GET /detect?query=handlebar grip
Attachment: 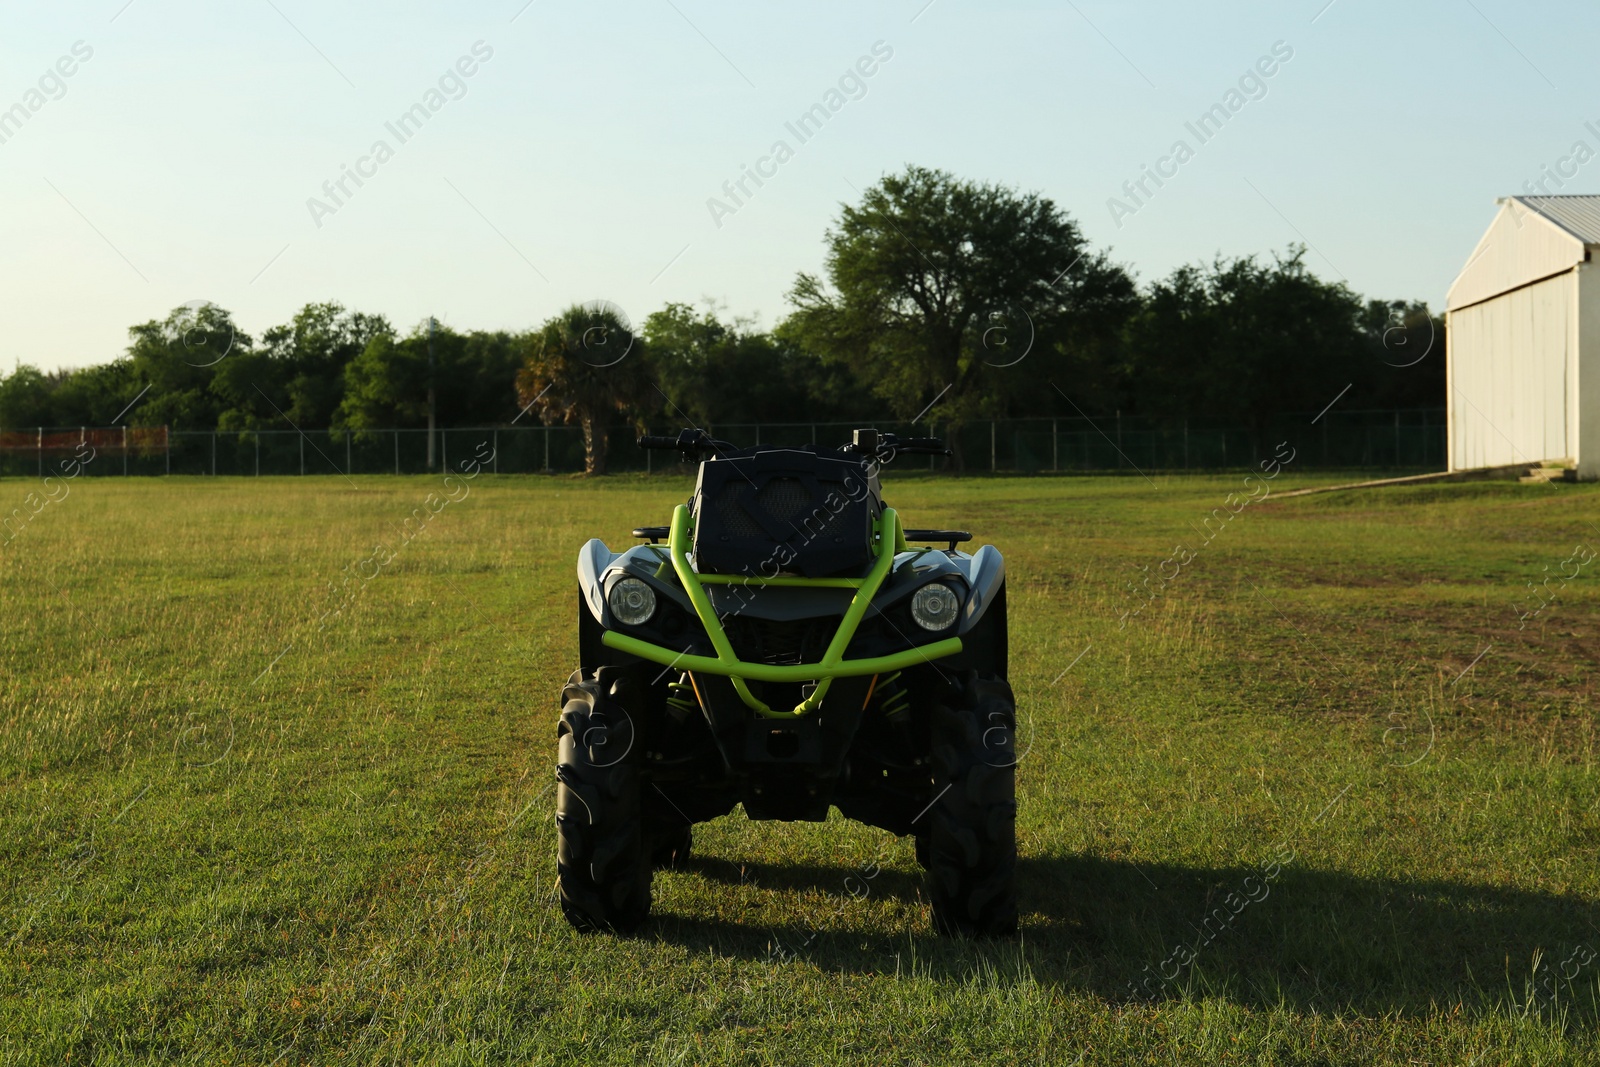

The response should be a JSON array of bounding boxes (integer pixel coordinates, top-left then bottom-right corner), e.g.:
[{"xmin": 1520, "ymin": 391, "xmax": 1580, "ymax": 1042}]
[
  {"xmin": 892, "ymin": 438, "xmax": 950, "ymax": 456},
  {"xmin": 637, "ymin": 435, "xmax": 682, "ymax": 450}
]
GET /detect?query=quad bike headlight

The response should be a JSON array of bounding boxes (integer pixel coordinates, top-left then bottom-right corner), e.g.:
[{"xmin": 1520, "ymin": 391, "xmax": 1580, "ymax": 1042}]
[
  {"xmin": 608, "ymin": 577, "xmax": 657, "ymax": 626},
  {"xmin": 910, "ymin": 581, "xmax": 961, "ymax": 631}
]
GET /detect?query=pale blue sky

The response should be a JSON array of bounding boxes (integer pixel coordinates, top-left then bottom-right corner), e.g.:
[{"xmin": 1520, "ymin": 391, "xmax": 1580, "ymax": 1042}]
[{"xmin": 2, "ymin": 0, "xmax": 1594, "ymax": 373}]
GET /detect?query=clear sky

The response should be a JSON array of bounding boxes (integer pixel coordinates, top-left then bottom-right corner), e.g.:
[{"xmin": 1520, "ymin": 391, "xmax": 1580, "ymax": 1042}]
[{"xmin": 2, "ymin": 0, "xmax": 1594, "ymax": 373}]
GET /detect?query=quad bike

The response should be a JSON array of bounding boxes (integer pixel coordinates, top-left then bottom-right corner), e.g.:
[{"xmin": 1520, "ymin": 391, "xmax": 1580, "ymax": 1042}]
[{"xmin": 556, "ymin": 428, "xmax": 1016, "ymax": 937}]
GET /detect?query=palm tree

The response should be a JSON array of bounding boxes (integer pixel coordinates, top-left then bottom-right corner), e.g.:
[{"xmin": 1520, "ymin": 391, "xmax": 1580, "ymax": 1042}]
[{"xmin": 515, "ymin": 303, "xmax": 651, "ymax": 475}]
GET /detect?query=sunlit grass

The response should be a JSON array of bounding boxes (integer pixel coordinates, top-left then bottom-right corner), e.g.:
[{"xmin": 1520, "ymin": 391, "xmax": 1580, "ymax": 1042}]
[{"xmin": 2, "ymin": 468, "xmax": 1597, "ymax": 1064}]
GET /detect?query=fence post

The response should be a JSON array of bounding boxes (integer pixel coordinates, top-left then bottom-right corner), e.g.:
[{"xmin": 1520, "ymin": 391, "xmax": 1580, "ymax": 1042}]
[
  {"xmin": 299, "ymin": 434, "xmax": 304, "ymax": 476},
  {"xmin": 1183, "ymin": 419, "xmax": 1189, "ymax": 470},
  {"xmin": 122, "ymin": 426, "xmax": 128, "ymax": 476},
  {"xmin": 37, "ymin": 427, "xmax": 42, "ymax": 478},
  {"xmin": 346, "ymin": 433, "xmax": 352, "ymax": 475},
  {"xmin": 394, "ymin": 430, "xmax": 400, "ymax": 475},
  {"xmin": 211, "ymin": 432, "xmax": 216, "ymax": 476},
  {"xmin": 167, "ymin": 426, "xmax": 172, "ymax": 476},
  {"xmin": 493, "ymin": 429, "xmax": 498, "ymax": 474},
  {"xmin": 990, "ymin": 421, "xmax": 996, "ymax": 473},
  {"xmin": 254, "ymin": 433, "xmax": 259, "ymax": 476},
  {"xmin": 442, "ymin": 432, "xmax": 447, "ymax": 473},
  {"xmin": 1115, "ymin": 411, "xmax": 1123, "ymax": 468},
  {"xmin": 1394, "ymin": 409, "xmax": 1401, "ymax": 466},
  {"xmin": 544, "ymin": 425, "xmax": 550, "ymax": 472},
  {"xmin": 1052, "ymin": 419, "xmax": 1058, "ymax": 472}
]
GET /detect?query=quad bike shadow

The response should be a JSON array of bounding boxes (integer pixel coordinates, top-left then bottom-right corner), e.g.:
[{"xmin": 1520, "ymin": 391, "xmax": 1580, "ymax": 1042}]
[{"xmin": 644, "ymin": 850, "xmax": 1600, "ymax": 1026}]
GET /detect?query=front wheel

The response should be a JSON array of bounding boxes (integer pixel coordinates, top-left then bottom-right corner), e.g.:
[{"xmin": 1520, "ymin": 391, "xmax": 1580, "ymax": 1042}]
[
  {"xmin": 555, "ymin": 668, "xmax": 651, "ymax": 933},
  {"xmin": 926, "ymin": 672, "xmax": 1018, "ymax": 937}
]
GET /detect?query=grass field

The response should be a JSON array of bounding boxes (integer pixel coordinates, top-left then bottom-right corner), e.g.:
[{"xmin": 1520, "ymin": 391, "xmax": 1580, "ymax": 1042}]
[{"xmin": 3, "ymin": 463, "xmax": 1599, "ymax": 1065}]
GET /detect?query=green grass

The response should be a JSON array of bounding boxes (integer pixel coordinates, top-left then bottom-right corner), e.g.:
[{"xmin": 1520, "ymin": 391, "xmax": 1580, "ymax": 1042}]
[{"xmin": 2, "ymin": 466, "xmax": 1599, "ymax": 1065}]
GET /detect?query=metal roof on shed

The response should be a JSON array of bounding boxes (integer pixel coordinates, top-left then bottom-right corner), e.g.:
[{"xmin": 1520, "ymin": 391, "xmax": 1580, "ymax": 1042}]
[{"xmin": 1504, "ymin": 195, "xmax": 1600, "ymax": 244}]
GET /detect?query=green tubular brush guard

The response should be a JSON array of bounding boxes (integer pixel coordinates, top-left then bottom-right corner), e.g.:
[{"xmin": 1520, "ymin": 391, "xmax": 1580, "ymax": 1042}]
[{"xmin": 600, "ymin": 504, "xmax": 964, "ymax": 717}]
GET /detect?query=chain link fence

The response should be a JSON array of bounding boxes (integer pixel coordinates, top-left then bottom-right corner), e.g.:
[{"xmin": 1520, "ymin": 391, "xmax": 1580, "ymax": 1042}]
[{"xmin": 0, "ymin": 409, "xmax": 1446, "ymax": 477}]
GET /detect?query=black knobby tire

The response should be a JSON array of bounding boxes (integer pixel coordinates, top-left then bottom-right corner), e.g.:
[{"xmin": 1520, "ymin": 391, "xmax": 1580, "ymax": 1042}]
[
  {"xmin": 926, "ymin": 672, "xmax": 1018, "ymax": 937},
  {"xmin": 555, "ymin": 669, "xmax": 652, "ymax": 933}
]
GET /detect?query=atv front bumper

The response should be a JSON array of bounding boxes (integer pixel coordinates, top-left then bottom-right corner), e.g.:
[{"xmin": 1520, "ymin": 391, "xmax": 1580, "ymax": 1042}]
[{"xmin": 600, "ymin": 505, "xmax": 962, "ymax": 718}]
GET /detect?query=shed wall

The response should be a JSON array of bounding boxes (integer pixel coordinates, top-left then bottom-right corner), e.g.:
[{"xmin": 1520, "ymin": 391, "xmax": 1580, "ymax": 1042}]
[
  {"xmin": 1448, "ymin": 270, "xmax": 1574, "ymax": 470},
  {"xmin": 1447, "ymin": 201, "xmax": 1585, "ymax": 312},
  {"xmin": 1578, "ymin": 263, "xmax": 1600, "ymax": 479}
]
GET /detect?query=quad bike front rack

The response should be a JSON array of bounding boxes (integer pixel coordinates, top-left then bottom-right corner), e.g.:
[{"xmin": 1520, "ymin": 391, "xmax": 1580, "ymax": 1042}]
[{"xmin": 600, "ymin": 504, "xmax": 963, "ymax": 718}]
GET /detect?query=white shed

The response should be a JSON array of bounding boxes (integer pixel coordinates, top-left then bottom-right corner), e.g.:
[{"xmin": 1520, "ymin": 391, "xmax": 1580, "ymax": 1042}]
[{"xmin": 1446, "ymin": 195, "xmax": 1600, "ymax": 480}]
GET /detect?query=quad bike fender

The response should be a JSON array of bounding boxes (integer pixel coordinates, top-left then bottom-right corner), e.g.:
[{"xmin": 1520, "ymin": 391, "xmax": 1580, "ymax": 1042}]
[
  {"xmin": 577, "ymin": 538, "xmax": 618, "ymax": 624},
  {"xmin": 875, "ymin": 544, "xmax": 1005, "ymax": 637},
  {"xmin": 581, "ymin": 541, "xmax": 706, "ymax": 625},
  {"xmin": 956, "ymin": 544, "xmax": 1006, "ymax": 636}
]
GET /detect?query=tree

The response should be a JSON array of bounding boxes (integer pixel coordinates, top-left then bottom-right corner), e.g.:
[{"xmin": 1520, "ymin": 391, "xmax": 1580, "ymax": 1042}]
[
  {"xmin": 214, "ymin": 302, "xmax": 389, "ymax": 433},
  {"xmin": 49, "ymin": 360, "xmax": 145, "ymax": 426},
  {"xmin": 0, "ymin": 365, "xmax": 56, "ymax": 428},
  {"xmin": 338, "ymin": 325, "xmax": 437, "ymax": 435},
  {"xmin": 454, "ymin": 330, "xmax": 525, "ymax": 425},
  {"xmin": 785, "ymin": 165, "xmax": 1134, "ymax": 466},
  {"xmin": 516, "ymin": 304, "xmax": 653, "ymax": 475},
  {"xmin": 644, "ymin": 302, "xmax": 877, "ymax": 433},
  {"xmin": 125, "ymin": 303, "xmax": 252, "ymax": 429},
  {"xmin": 0, "ymin": 360, "xmax": 150, "ymax": 429},
  {"xmin": 1124, "ymin": 247, "xmax": 1365, "ymax": 432},
  {"xmin": 1360, "ymin": 299, "xmax": 1445, "ymax": 409},
  {"xmin": 338, "ymin": 319, "xmax": 522, "ymax": 440}
]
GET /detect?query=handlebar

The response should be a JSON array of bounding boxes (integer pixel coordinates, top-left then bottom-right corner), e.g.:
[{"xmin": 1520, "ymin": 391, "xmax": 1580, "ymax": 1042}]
[
  {"xmin": 893, "ymin": 437, "xmax": 951, "ymax": 456},
  {"xmin": 637, "ymin": 428, "xmax": 738, "ymax": 456},
  {"xmin": 843, "ymin": 428, "xmax": 950, "ymax": 460},
  {"xmin": 638, "ymin": 427, "xmax": 949, "ymax": 462}
]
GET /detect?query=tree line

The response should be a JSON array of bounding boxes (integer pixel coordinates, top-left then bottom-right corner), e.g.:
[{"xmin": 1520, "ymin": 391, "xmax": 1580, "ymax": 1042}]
[{"xmin": 1, "ymin": 166, "xmax": 1442, "ymax": 473}]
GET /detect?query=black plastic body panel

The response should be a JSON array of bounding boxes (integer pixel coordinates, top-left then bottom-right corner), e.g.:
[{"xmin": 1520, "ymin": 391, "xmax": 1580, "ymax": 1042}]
[{"xmin": 690, "ymin": 446, "xmax": 882, "ymax": 579}]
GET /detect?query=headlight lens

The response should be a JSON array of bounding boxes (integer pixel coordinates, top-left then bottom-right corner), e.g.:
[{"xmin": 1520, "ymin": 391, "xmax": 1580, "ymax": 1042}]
[
  {"xmin": 910, "ymin": 582, "xmax": 961, "ymax": 631},
  {"xmin": 608, "ymin": 577, "xmax": 657, "ymax": 626}
]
